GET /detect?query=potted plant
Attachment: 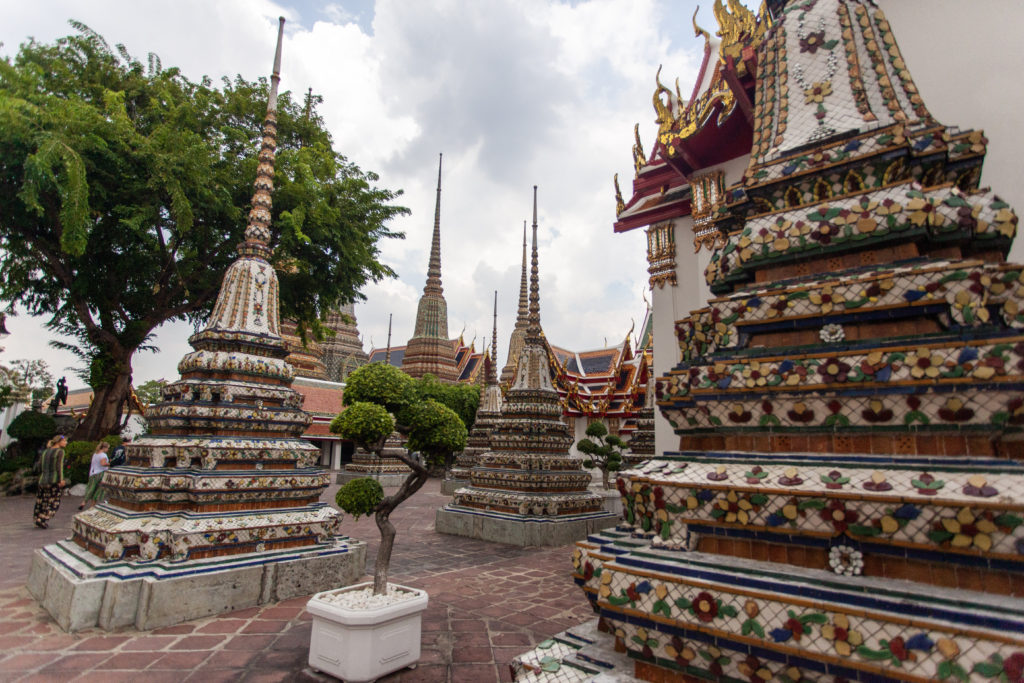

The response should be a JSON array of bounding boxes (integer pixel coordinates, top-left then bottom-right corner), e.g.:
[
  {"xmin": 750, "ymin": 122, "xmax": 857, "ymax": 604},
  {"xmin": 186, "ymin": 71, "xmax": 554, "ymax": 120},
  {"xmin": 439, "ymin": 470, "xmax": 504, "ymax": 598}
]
[
  {"xmin": 307, "ymin": 363, "xmax": 468, "ymax": 682},
  {"xmin": 576, "ymin": 420, "xmax": 625, "ymax": 490}
]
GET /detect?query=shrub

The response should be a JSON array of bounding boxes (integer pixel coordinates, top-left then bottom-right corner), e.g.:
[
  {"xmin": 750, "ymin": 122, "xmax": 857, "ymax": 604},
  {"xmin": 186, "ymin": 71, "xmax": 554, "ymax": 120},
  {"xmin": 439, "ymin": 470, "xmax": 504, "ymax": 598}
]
[
  {"xmin": 6, "ymin": 410, "xmax": 56, "ymax": 442},
  {"xmin": 330, "ymin": 402, "xmax": 394, "ymax": 455},
  {"xmin": 335, "ymin": 478, "xmax": 384, "ymax": 520},
  {"xmin": 65, "ymin": 440, "xmax": 97, "ymax": 485}
]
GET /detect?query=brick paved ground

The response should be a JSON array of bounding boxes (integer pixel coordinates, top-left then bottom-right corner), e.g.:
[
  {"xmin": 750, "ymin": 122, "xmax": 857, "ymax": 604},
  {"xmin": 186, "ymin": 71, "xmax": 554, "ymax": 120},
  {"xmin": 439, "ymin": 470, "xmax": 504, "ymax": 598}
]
[{"xmin": 0, "ymin": 478, "xmax": 593, "ymax": 682}]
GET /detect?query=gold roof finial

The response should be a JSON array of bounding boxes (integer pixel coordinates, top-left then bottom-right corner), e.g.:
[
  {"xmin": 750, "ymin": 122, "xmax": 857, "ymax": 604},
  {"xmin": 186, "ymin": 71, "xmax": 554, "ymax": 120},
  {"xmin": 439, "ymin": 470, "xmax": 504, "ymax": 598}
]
[
  {"xmin": 632, "ymin": 123, "xmax": 646, "ymax": 174},
  {"xmin": 614, "ymin": 173, "xmax": 625, "ymax": 216},
  {"xmin": 693, "ymin": 6, "xmax": 710, "ymax": 40}
]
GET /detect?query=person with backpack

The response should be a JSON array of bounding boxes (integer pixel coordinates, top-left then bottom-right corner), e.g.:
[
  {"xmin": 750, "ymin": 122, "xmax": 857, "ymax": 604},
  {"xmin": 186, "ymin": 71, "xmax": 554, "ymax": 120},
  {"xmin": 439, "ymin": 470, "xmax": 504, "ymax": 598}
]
[{"xmin": 109, "ymin": 436, "xmax": 129, "ymax": 468}]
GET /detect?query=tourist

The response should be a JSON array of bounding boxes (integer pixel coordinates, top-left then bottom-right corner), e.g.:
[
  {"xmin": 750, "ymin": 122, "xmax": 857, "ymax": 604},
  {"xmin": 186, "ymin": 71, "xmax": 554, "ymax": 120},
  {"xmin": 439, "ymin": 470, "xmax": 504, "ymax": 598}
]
[
  {"xmin": 33, "ymin": 435, "xmax": 67, "ymax": 529},
  {"xmin": 108, "ymin": 436, "xmax": 129, "ymax": 468},
  {"xmin": 79, "ymin": 442, "xmax": 110, "ymax": 510}
]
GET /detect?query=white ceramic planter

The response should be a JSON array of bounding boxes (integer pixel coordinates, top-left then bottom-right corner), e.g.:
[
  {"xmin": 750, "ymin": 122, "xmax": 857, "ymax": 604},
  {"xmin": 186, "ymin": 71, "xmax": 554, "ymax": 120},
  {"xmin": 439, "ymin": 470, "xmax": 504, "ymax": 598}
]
[{"xmin": 306, "ymin": 582, "xmax": 428, "ymax": 682}]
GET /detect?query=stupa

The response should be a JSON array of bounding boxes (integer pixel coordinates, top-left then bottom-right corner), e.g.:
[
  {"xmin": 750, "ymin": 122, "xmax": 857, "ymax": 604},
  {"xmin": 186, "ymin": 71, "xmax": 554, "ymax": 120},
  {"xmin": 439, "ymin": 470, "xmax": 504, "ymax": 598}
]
[
  {"xmin": 500, "ymin": 222, "xmax": 530, "ymax": 388},
  {"xmin": 444, "ymin": 292, "xmax": 503, "ymax": 494},
  {"xmin": 436, "ymin": 188, "xmax": 616, "ymax": 546},
  {"xmin": 320, "ymin": 302, "xmax": 369, "ymax": 382},
  {"xmin": 280, "ymin": 318, "xmax": 328, "ymax": 379},
  {"xmin": 28, "ymin": 19, "xmax": 365, "ymax": 632},
  {"xmin": 516, "ymin": 0, "xmax": 1024, "ymax": 680},
  {"xmin": 401, "ymin": 153, "xmax": 460, "ymax": 382}
]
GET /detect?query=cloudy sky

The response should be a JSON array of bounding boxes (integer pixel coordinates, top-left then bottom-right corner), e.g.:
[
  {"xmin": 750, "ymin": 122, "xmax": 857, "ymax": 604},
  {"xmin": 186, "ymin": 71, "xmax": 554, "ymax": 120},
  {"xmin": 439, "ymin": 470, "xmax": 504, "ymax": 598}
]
[
  {"xmin": 1, "ymin": 0, "xmax": 710, "ymax": 388},
  {"xmin": 3, "ymin": 1, "xmax": 1020, "ymax": 392}
]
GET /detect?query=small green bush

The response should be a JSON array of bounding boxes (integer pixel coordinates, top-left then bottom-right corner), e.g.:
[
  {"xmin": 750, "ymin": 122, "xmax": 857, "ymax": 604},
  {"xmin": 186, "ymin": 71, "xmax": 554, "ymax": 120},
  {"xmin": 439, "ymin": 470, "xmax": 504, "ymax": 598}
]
[
  {"xmin": 65, "ymin": 440, "xmax": 96, "ymax": 485},
  {"xmin": 7, "ymin": 410, "xmax": 56, "ymax": 442},
  {"xmin": 335, "ymin": 477, "xmax": 384, "ymax": 519}
]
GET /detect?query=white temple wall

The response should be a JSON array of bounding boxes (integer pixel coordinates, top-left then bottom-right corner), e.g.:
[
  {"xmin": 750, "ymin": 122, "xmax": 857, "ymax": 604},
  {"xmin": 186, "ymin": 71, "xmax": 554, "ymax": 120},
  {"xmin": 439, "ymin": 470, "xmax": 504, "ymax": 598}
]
[{"xmin": 652, "ymin": 155, "xmax": 749, "ymax": 456}]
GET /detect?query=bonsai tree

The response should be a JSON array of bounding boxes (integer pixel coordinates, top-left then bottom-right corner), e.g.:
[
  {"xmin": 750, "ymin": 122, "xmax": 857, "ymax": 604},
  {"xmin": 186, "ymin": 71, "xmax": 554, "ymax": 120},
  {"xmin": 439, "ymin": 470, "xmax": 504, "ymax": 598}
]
[
  {"xmin": 330, "ymin": 363, "xmax": 468, "ymax": 595},
  {"xmin": 408, "ymin": 374, "xmax": 480, "ymax": 474},
  {"xmin": 576, "ymin": 420, "xmax": 626, "ymax": 490},
  {"xmin": 6, "ymin": 410, "xmax": 57, "ymax": 459}
]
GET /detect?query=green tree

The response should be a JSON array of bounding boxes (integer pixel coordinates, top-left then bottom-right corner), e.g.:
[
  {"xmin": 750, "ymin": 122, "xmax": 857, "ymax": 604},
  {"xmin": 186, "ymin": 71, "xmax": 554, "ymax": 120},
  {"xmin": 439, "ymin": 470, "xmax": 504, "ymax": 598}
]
[
  {"xmin": 6, "ymin": 359, "xmax": 55, "ymax": 403},
  {"xmin": 133, "ymin": 378, "xmax": 167, "ymax": 407},
  {"xmin": 411, "ymin": 374, "xmax": 480, "ymax": 434},
  {"xmin": 331, "ymin": 366, "xmax": 468, "ymax": 595},
  {"xmin": 0, "ymin": 23, "xmax": 407, "ymax": 440},
  {"xmin": 576, "ymin": 420, "xmax": 625, "ymax": 490}
]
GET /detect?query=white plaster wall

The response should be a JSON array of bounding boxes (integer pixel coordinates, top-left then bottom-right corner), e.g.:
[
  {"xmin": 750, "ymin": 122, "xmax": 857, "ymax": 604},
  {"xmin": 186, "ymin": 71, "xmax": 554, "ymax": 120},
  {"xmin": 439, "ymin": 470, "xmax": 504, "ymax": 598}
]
[
  {"xmin": 0, "ymin": 401, "xmax": 28, "ymax": 450},
  {"xmin": 878, "ymin": 1, "xmax": 1024, "ymax": 262},
  {"xmin": 652, "ymin": 155, "xmax": 750, "ymax": 456}
]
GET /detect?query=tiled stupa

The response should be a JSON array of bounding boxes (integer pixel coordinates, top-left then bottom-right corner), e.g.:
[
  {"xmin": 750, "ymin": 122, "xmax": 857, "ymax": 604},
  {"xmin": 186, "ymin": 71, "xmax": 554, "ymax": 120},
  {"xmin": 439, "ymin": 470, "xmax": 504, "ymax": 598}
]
[
  {"xmin": 280, "ymin": 318, "xmax": 328, "ymax": 379},
  {"xmin": 436, "ymin": 189, "xmax": 616, "ymax": 546},
  {"xmin": 401, "ymin": 153, "xmax": 460, "ymax": 382},
  {"xmin": 625, "ymin": 373, "xmax": 656, "ymax": 465},
  {"xmin": 445, "ymin": 293, "xmax": 503, "ymax": 494},
  {"xmin": 500, "ymin": 222, "xmax": 530, "ymax": 388},
  {"xmin": 517, "ymin": 1, "xmax": 1024, "ymax": 680},
  {"xmin": 28, "ymin": 19, "xmax": 364, "ymax": 632},
  {"xmin": 320, "ymin": 302, "xmax": 369, "ymax": 382}
]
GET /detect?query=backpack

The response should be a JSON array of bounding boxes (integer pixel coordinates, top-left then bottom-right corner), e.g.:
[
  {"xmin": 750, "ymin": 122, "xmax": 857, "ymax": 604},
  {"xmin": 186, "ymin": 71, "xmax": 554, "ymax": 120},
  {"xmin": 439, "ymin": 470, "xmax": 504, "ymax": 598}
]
[{"xmin": 109, "ymin": 445, "xmax": 127, "ymax": 467}]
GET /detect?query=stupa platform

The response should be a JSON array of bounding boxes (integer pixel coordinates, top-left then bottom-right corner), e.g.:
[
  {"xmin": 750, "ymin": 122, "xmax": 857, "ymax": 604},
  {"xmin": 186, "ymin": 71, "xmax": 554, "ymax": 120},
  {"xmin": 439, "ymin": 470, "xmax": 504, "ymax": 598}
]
[
  {"xmin": 570, "ymin": 526, "xmax": 1024, "ymax": 682},
  {"xmin": 28, "ymin": 534, "xmax": 365, "ymax": 632},
  {"xmin": 435, "ymin": 503, "xmax": 616, "ymax": 547}
]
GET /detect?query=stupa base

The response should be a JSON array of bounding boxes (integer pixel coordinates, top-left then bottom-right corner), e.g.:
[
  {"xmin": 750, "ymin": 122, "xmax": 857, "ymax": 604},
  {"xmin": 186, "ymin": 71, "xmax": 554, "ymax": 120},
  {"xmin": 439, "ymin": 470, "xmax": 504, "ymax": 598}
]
[
  {"xmin": 435, "ymin": 505, "xmax": 616, "ymax": 547},
  {"xmin": 439, "ymin": 477, "xmax": 469, "ymax": 495},
  {"xmin": 336, "ymin": 470, "xmax": 411, "ymax": 487},
  {"xmin": 511, "ymin": 618, "xmax": 637, "ymax": 682},
  {"xmin": 28, "ymin": 536, "xmax": 366, "ymax": 632}
]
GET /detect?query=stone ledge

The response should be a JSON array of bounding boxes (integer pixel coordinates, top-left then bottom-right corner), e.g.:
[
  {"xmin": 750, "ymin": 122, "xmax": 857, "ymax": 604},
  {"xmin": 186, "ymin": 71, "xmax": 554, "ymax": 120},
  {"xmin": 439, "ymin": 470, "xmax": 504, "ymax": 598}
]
[
  {"xmin": 435, "ymin": 506, "xmax": 616, "ymax": 547},
  {"xmin": 28, "ymin": 537, "xmax": 366, "ymax": 632}
]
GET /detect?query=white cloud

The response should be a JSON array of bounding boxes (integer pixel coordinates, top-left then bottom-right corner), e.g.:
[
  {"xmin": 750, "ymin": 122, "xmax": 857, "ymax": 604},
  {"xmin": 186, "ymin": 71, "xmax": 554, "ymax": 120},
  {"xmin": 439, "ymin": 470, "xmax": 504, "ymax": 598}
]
[{"xmin": 0, "ymin": 0, "xmax": 704, "ymax": 388}]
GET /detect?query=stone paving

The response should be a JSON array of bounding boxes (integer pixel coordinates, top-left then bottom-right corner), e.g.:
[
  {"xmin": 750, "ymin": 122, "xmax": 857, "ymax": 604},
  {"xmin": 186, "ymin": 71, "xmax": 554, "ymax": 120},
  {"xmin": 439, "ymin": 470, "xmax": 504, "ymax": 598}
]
[{"xmin": 0, "ymin": 477, "xmax": 594, "ymax": 682}]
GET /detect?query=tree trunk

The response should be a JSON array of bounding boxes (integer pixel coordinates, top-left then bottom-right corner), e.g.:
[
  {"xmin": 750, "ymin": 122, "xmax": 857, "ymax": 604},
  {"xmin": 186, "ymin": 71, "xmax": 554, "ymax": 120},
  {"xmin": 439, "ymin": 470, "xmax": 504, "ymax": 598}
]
[
  {"xmin": 371, "ymin": 451, "xmax": 430, "ymax": 595},
  {"xmin": 602, "ymin": 468, "xmax": 610, "ymax": 490},
  {"xmin": 71, "ymin": 353, "xmax": 134, "ymax": 441}
]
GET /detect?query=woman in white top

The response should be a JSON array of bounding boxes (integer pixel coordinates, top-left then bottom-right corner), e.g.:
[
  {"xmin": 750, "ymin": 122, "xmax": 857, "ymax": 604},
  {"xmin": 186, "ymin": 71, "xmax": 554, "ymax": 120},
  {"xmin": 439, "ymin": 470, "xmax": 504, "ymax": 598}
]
[{"xmin": 80, "ymin": 441, "xmax": 110, "ymax": 510}]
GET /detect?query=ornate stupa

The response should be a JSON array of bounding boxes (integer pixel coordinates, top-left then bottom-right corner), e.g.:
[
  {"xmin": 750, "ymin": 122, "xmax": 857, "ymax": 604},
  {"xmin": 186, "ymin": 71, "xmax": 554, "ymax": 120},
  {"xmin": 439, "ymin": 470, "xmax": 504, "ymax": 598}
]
[
  {"xmin": 515, "ymin": 1, "xmax": 1024, "ymax": 680},
  {"xmin": 501, "ymin": 222, "xmax": 530, "ymax": 388},
  {"xmin": 436, "ymin": 188, "xmax": 616, "ymax": 546},
  {"xmin": 280, "ymin": 319, "xmax": 328, "ymax": 379},
  {"xmin": 320, "ymin": 302, "xmax": 369, "ymax": 382},
  {"xmin": 401, "ymin": 154, "xmax": 460, "ymax": 382},
  {"xmin": 445, "ymin": 292, "xmax": 504, "ymax": 494},
  {"xmin": 28, "ymin": 19, "xmax": 364, "ymax": 632},
  {"xmin": 624, "ymin": 370, "xmax": 655, "ymax": 464}
]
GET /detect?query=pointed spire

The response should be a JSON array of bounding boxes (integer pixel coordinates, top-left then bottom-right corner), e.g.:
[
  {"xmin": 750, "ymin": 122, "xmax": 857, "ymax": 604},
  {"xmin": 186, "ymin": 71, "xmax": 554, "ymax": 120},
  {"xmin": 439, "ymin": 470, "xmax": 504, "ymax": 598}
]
[
  {"xmin": 385, "ymin": 313, "xmax": 393, "ymax": 364},
  {"xmin": 424, "ymin": 153, "xmax": 444, "ymax": 295},
  {"xmin": 242, "ymin": 17, "xmax": 285, "ymax": 255},
  {"xmin": 490, "ymin": 290, "xmax": 498, "ymax": 384},
  {"xmin": 515, "ymin": 220, "xmax": 529, "ymax": 327},
  {"xmin": 527, "ymin": 186, "xmax": 541, "ymax": 338}
]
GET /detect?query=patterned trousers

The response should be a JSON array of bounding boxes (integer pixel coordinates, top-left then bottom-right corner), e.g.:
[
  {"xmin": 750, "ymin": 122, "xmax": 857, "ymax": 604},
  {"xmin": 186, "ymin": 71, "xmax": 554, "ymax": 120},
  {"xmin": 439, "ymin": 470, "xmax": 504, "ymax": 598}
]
[{"xmin": 33, "ymin": 485, "xmax": 62, "ymax": 526}]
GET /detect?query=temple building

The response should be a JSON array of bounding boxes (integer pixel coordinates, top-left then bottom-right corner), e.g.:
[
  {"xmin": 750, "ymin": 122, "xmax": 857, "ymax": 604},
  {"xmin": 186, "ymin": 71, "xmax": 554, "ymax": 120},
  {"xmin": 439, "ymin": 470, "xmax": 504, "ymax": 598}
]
[
  {"xmin": 401, "ymin": 154, "xmax": 460, "ymax": 382},
  {"xmin": 436, "ymin": 188, "xmax": 616, "ymax": 545},
  {"xmin": 516, "ymin": 0, "xmax": 1024, "ymax": 680},
  {"xmin": 28, "ymin": 19, "xmax": 364, "ymax": 631},
  {"xmin": 319, "ymin": 303, "xmax": 369, "ymax": 382}
]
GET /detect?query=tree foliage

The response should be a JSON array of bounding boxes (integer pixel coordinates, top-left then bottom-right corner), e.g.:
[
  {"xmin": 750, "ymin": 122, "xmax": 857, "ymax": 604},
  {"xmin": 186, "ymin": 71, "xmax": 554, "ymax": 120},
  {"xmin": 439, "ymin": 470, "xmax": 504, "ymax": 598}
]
[
  {"xmin": 341, "ymin": 362, "xmax": 413, "ymax": 416},
  {"xmin": 576, "ymin": 420, "xmax": 625, "ymax": 490},
  {"xmin": 410, "ymin": 374, "xmax": 480, "ymax": 433},
  {"xmin": 329, "ymin": 401, "xmax": 394, "ymax": 455},
  {"xmin": 330, "ymin": 364, "xmax": 472, "ymax": 596},
  {"xmin": 133, "ymin": 379, "xmax": 167, "ymax": 406},
  {"xmin": 0, "ymin": 23, "xmax": 407, "ymax": 438},
  {"xmin": 7, "ymin": 410, "xmax": 57, "ymax": 442},
  {"xmin": 2, "ymin": 359, "xmax": 55, "ymax": 402},
  {"xmin": 335, "ymin": 477, "xmax": 384, "ymax": 521},
  {"xmin": 405, "ymin": 399, "xmax": 468, "ymax": 465}
]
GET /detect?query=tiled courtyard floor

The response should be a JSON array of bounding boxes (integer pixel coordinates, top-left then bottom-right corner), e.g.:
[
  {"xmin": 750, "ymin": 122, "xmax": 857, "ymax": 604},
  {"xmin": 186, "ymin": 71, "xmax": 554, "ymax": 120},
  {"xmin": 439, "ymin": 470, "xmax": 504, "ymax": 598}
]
[{"xmin": 0, "ymin": 477, "xmax": 594, "ymax": 682}]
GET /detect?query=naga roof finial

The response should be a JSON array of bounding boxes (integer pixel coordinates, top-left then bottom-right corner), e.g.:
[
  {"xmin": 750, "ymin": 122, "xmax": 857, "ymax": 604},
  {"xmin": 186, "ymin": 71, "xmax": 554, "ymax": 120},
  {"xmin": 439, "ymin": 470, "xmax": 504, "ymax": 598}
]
[
  {"xmin": 693, "ymin": 6, "xmax": 710, "ymax": 40},
  {"xmin": 653, "ymin": 65, "xmax": 675, "ymax": 136},
  {"xmin": 632, "ymin": 123, "xmax": 646, "ymax": 174},
  {"xmin": 614, "ymin": 173, "xmax": 625, "ymax": 216}
]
